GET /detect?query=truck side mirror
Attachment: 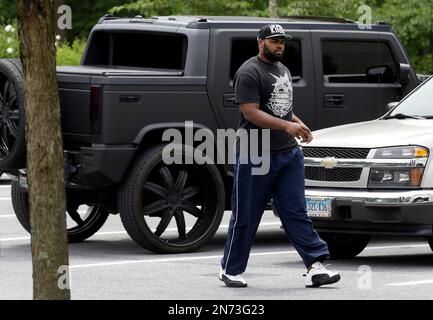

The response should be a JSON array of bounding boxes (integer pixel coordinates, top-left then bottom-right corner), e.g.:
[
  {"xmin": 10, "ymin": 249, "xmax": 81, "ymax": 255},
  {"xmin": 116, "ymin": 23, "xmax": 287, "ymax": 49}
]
[
  {"xmin": 399, "ymin": 63, "xmax": 410, "ymax": 86},
  {"xmin": 386, "ymin": 101, "xmax": 398, "ymax": 112}
]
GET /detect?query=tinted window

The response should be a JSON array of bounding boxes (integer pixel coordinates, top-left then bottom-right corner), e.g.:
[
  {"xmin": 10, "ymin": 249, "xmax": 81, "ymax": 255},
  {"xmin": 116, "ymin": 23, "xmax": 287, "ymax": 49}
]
[
  {"xmin": 230, "ymin": 39, "xmax": 302, "ymax": 82},
  {"xmin": 84, "ymin": 31, "xmax": 187, "ymax": 70},
  {"xmin": 322, "ymin": 41, "xmax": 397, "ymax": 84}
]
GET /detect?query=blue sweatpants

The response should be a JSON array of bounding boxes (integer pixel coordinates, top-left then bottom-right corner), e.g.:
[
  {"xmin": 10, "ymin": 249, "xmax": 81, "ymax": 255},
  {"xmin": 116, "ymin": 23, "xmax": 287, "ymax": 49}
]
[{"xmin": 221, "ymin": 146, "xmax": 330, "ymax": 276}]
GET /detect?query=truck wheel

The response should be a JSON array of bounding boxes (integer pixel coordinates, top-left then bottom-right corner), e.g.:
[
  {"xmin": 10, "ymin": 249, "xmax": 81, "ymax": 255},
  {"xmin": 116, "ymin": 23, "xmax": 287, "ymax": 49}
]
[
  {"xmin": 0, "ymin": 59, "xmax": 26, "ymax": 169},
  {"xmin": 118, "ymin": 144, "xmax": 225, "ymax": 253},
  {"xmin": 320, "ymin": 233, "xmax": 370, "ymax": 259},
  {"xmin": 11, "ymin": 180, "xmax": 110, "ymax": 242}
]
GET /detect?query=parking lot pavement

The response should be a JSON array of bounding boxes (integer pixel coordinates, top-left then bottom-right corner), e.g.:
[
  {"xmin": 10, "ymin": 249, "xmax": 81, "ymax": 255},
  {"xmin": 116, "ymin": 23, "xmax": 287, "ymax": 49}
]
[{"xmin": 1, "ymin": 181, "xmax": 433, "ymax": 300}]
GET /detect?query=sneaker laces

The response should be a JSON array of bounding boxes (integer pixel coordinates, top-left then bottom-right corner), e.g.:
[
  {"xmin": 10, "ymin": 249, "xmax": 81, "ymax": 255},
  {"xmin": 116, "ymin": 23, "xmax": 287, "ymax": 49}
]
[{"xmin": 303, "ymin": 262, "xmax": 332, "ymax": 276}]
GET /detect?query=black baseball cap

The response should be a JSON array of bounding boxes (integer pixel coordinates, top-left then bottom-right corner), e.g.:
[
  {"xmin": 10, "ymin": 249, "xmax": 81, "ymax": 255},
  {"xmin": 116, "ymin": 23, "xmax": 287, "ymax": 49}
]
[{"xmin": 258, "ymin": 24, "xmax": 293, "ymax": 40}]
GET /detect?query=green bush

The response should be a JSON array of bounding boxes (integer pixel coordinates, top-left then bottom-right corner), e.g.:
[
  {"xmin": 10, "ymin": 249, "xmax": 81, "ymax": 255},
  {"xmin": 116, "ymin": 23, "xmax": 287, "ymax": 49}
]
[
  {"xmin": 56, "ymin": 39, "xmax": 87, "ymax": 66},
  {"xmin": 0, "ymin": 22, "xmax": 19, "ymax": 59},
  {"xmin": 0, "ymin": 0, "xmax": 18, "ymax": 25},
  {"xmin": 1, "ymin": 21, "xmax": 86, "ymax": 66}
]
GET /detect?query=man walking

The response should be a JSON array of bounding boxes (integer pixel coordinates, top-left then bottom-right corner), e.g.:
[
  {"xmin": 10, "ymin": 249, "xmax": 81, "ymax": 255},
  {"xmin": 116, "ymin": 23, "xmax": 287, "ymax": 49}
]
[{"xmin": 219, "ymin": 24, "xmax": 341, "ymax": 288}]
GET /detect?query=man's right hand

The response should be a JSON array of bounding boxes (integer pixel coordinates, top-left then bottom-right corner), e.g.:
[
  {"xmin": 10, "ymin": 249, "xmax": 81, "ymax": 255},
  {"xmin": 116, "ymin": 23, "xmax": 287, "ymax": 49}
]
[
  {"xmin": 285, "ymin": 122, "xmax": 312, "ymax": 143},
  {"xmin": 240, "ymin": 103, "xmax": 313, "ymax": 143}
]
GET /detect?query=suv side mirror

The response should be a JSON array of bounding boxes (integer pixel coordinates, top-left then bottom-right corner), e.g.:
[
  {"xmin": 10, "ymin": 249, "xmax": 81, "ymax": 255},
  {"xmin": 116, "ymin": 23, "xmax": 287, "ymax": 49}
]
[
  {"xmin": 386, "ymin": 101, "xmax": 398, "ymax": 112},
  {"xmin": 399, "ymin": 63, "xmax": 410, "ymax": 86}
]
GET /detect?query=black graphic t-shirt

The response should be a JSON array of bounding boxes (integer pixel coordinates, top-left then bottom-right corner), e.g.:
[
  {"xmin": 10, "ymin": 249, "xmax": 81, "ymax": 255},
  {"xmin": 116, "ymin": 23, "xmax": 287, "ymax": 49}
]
[{"xmin": 234, "ymin": 56, "xmax": 298, "ymax": 154}]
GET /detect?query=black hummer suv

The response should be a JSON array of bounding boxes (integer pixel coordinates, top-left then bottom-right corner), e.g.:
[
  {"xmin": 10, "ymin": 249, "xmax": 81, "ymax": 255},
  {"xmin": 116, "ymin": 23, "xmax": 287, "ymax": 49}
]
[{"xmin": 0, "ymin": 15, "xmax": 421, "ymax": 254}]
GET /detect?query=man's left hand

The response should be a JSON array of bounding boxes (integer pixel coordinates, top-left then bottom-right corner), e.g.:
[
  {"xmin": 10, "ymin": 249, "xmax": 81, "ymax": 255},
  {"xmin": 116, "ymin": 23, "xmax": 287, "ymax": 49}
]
[{"xmin": 300, "ymin": 124, "xmax": 313, "ymax": 143}]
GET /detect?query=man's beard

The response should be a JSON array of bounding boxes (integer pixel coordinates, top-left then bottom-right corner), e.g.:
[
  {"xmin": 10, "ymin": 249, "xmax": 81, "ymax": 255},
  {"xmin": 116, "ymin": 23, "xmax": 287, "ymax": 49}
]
[{"xmin": 263, "ymin": 43, "xmax": 283, "ymax": 62}]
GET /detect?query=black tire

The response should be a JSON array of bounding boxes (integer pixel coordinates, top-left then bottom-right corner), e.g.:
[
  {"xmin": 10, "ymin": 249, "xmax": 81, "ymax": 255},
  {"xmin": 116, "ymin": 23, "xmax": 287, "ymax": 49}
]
[
  {"xmin": 320, "ymin": 233, "xmax": 371, "ymax": 259},
  {"xmin": 118, "ymin": 144, "xmax": 225, "ymax": 253},
  {"xmin": 428, "ymin": 237, "xmax": 433, "ymax": 252},
  {"xmin": 11, "ymin": 180, "xmax": 31, "ymax": 231},
  {"xmin": 11, "ymin": 180, "xmax": 110, "ymax": 242},
  {"xmin": 0, "ymin": 58, "xmax": 26, "ymax": 169}
]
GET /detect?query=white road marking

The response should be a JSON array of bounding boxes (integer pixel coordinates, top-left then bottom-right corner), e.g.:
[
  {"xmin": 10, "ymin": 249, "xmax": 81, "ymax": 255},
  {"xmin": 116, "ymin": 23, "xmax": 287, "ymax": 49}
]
[
  {"xmin": 0, "ymin": 212, "xmax": 93, "ymax": 218},
  {"xmin": 0, "ymin": 218, "xmax": 430, "ymax": 271},
  {"xmin": 364, "ymin": 244, "xmax": 429, "ymax": 251},
  {"xmin": 0, "ymin": 236, "xmax": 30, "ymax": 241},
  {"xmin": 70, "ymin": 249, "xmax": 300, "ymax": 269},
  {"xmin": 0, "ymin": 211, "xmax": 86, "ymax": 217},
  {"xmin": 0, "ymin": 233, "xmax": 130, "ymax": 242},
  {"xmin": 0, "ymin": 197, "xmax": 11, "ymax": 200},
  {"xmin": 147, "ymin": 221, "xmax": 280, "ymax": 233},
  {"xmin": 0, "ymin": 222, "xmax": 282, "ymax": 242},
  {"xmin": 69, "ymin": 244, "xmax": 431, "ymax": 269},
  {"xmin": 387, "ymin": 279, "xmax": 433, "ymax": 287}
]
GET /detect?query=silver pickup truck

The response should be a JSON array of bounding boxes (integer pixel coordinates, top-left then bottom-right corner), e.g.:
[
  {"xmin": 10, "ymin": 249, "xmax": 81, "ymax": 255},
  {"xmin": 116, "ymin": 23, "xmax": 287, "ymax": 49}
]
[{"xmin": 302, "ymin": 76, "xmax": 433, "ymax": 258}]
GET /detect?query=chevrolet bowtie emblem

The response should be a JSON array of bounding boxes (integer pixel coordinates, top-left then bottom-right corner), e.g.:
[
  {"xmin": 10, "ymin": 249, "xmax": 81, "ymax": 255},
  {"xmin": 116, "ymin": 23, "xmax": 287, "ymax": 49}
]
[{"xmin": 320, "ymin": 157, "xmax": 338, "ymax": 169}]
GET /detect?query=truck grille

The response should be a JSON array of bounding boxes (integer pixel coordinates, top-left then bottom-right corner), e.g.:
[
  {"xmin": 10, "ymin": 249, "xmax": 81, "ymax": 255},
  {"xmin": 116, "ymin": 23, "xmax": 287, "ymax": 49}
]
[
  {"xmin": 302, "ymin": 147, "xmax": 370, "ymax": 159},
  {"xmin": 305, "ymin": 167, "xmax": 362, "ymax": 182}
]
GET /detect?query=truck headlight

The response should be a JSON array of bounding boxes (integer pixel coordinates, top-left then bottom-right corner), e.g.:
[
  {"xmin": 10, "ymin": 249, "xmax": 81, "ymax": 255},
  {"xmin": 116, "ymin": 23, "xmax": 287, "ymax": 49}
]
[
  {"xmin": 368, "ymin": 146, "xmax": 428, "ymax": 189},
  {"xmin": 368, "ymin": 167, "xmax": 425, "ymax": 188},
  {"xmin": 373, "ymin": 146, "xmax": 429, "ymax": 159}
]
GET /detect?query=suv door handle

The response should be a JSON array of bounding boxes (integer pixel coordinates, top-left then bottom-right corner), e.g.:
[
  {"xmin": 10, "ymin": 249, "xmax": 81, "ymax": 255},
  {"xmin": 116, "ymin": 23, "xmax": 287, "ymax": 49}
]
[
  {"xmin": 120, "ymin": 95, "xmax": 141, "ymax": 103},
  {"xmin": 224, "ymin": 93, "xmax": 237, "ymax": 108},
  {"xmin": 324, "ymin": 94, "xmax": 346, "ymax": 108}
]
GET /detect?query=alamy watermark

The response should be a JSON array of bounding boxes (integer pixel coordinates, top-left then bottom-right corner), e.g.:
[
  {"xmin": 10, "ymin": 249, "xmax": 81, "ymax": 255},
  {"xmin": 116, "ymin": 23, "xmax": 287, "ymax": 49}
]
[
  {"xmin": 358, "ymin": 5, "xmax": 373, "ymax": 30},
  {"xmin": 289, "ymin": 2, "xmax": 373, "ymax": 30},
  {"xmin": 57, "ymin": 5, "xmax": 72, "ymax": 30},
  {"xmin": 357, "ymin": 265, "xmax": 373, "ymax": 290},
  {"xmin": 161, "ymin": 121, "xmax": 271, "ymax": 176},
  {"xmin": 57, "ymin": 265, "xmax": 71, "ymax": 290}
]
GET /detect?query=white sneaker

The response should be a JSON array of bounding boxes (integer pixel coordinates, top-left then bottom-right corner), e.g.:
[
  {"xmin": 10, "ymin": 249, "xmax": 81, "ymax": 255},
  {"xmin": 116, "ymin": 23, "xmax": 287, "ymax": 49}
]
[
  {"xmin": 219, "ymin": 267, "xmax": 247, "ymax": 288},
  {"xmin": 218, "ymin": 267, "xmax": 224, "ymax": 281},
  {"xmin": 304, "ymin": 262, "xmax": 341, "ymax": 288}
]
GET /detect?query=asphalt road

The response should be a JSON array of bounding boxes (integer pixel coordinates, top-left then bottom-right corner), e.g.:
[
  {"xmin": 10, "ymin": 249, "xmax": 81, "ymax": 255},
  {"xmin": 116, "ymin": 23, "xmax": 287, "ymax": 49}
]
[{"xmin": 1, "ymin": 179, "xmax": 433, "ymax": 300}]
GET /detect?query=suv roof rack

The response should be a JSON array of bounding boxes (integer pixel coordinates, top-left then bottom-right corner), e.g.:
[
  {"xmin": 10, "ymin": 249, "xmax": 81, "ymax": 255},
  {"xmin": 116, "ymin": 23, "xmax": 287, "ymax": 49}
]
[
  {"xmin": 98, "ymin": 14, "xmax": 359, "ymax": 25},
  {"xmin": 376, "ymin": 21, "xmax": 390, "ymax": 26},
  {"xmin": 98, "ymin": 14, "xmax": 124, "ymax": 23},
  {"xmin": 283, "ymin": 15, "xmax": 356, "ymax": 24},
  {"xmin": 150, "ymin": 16, "xmax": 209, "ymax": 23}
]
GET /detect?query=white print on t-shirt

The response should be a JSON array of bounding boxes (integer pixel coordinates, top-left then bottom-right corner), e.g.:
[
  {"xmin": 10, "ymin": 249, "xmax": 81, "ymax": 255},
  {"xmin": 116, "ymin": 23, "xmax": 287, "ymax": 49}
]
[{"xmin": 266, "ymin": 72, "xmax": 293, "ymax": 118}]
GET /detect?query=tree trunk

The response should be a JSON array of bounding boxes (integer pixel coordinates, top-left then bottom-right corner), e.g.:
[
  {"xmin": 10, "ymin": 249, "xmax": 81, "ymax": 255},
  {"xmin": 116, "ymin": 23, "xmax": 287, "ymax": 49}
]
[
  {"xmin": 18, "ymin": 0, "xmax": 70, "ymax": 300},
  {"xmin": 269, "ymin": 0, "xmax": 278, "ymax": 18}
]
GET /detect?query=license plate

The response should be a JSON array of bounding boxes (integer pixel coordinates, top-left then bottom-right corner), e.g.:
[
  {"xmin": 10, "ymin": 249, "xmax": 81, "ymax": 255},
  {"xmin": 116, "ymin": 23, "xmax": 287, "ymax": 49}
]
[{"xmin": 306, "ymin": 197, "xmax": 333, "ymax": 218}]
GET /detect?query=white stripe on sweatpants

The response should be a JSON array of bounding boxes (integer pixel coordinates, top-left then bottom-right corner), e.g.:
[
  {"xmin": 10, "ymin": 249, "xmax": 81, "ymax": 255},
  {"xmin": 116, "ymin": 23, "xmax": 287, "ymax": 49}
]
[{"xmin": 223, "ymin": 151, "xmax": 241, "ymax": 273}]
